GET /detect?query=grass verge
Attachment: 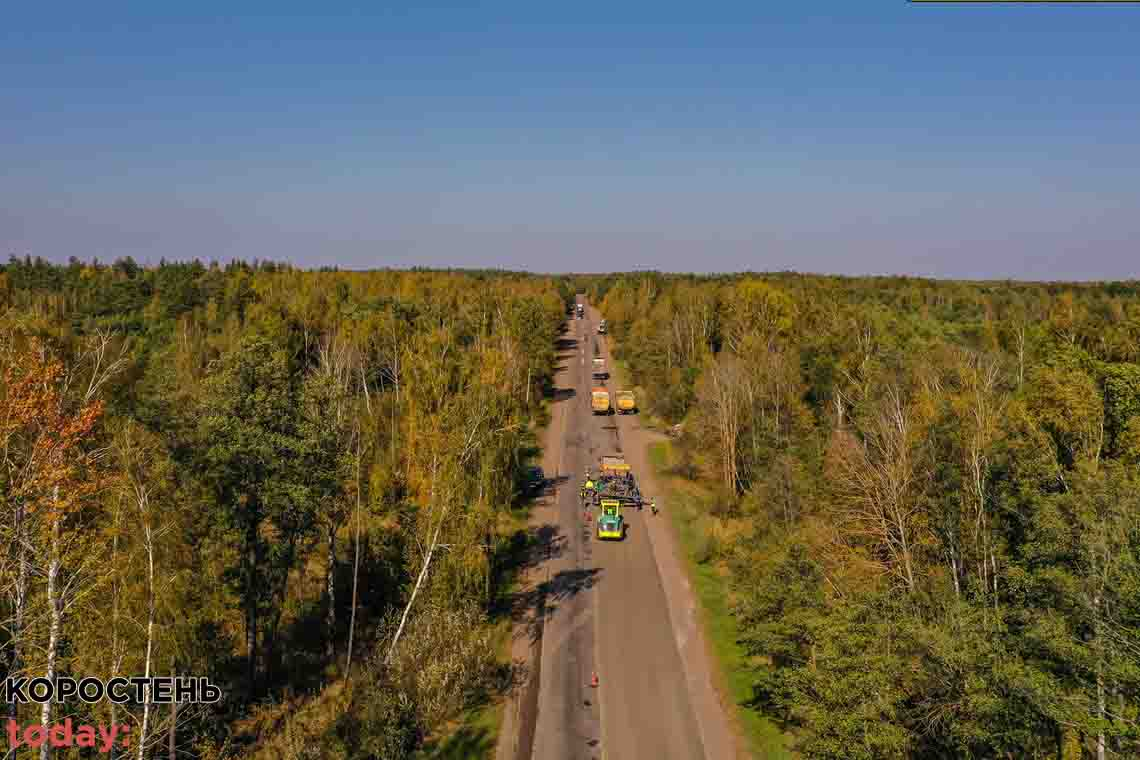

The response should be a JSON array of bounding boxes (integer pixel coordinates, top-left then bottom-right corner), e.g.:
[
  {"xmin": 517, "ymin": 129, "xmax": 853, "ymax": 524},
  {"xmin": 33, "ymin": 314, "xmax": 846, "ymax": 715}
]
[{"xmin": 649, "ymin": 440, "xmax": 792, "ymax": 760}]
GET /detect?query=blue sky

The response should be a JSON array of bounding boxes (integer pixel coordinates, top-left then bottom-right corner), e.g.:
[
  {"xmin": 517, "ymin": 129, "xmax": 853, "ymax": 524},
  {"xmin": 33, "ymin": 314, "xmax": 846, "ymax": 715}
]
[{"xmin": 3, "ymin": 2, "xmax": 1139, "ymax": 279}]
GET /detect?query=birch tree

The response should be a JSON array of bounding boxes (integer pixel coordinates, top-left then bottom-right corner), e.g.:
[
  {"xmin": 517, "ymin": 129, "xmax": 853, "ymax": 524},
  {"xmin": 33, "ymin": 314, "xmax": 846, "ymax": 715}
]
[
  {"xmin": 696, "ymin": 354, "xmax": 744, "ymax": 493},
  {"xmin": 957, "ymin": 354, "xmax": 1006, "ymax": 604},
  {"xmin": 827, "ymin": 386, "xmax": 932, "ymax": 594},
  {"xmin": 116, "ymin": 421, "xmax": 177, "ymax": 760},
  {"xmin": 3, "ymin": 332, "xmax": 125, "ymax": 760},
  {"xmin": 304, "ymin": 333, "xmax": 357, "ymax": 661}
]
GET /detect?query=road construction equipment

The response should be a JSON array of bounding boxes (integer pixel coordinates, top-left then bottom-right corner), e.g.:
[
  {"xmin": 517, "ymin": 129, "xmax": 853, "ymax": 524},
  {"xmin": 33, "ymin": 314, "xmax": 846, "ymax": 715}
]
[
  {"xmin": 615, "ymin": 390, "xmax": 636, "ymax": 414},
  {"xmin": 596, "ymin": 499, "xmax": 625, "ymax": 540},
  {"xmin": 591, "ymin": 456, "xmax": 646, "ymax": 510},
  {"xmin": 600, "ymin": 456, "xmax": 630, "ymax": 475},
  {"xmin": 591, "ymin": 387, "xmax": 611, "ymax": 415}
]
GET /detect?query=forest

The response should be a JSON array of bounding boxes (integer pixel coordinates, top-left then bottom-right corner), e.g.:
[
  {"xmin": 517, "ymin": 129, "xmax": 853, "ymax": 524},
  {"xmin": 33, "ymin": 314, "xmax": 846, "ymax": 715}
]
[
  {"xmin": 590, "ymin": 272, "xmax": 1140, "ymax": 759},
  {"xmin": 7, "ymin": 257, "xmax": 1140, "ymax": 760},
  {"xmin": 1, "ymin": 256, "xmax": 569, "ymax": 758}
]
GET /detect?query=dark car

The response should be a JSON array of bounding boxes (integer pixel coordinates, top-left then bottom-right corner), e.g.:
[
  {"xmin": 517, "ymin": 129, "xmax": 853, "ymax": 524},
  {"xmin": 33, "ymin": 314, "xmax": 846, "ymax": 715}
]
[{"xmin": 523, "ymin": 466, "xmax": 545, "ymax": 496}]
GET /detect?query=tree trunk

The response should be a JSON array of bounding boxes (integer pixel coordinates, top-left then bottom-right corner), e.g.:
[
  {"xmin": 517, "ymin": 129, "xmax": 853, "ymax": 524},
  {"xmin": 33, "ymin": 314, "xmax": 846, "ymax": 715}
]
[
  {"xmin": 137, "ymin": 523, "xmax": 156, "ymax": 760},
  {"xmin": 325, "ymin": 521, "xmax": 337, "ymax": 661},
  {"xmin": 386, "ymin": 519, "xmax": 443, "ymax": 665},
  {"xmin": 948, "ymin": 545, "xmax": 961, "ymax": 601},
  {"xmin": 1060, "ymin": 725, "xmax": 1081, "ymax": 760},
  {"xmin": 245, "ymin": 516, "xmax": 258, "ymax": 698},
  {"xmin": 263, "ymin": 527, "xmax": 298, "ymax": 691},
  {"xmin": 1095, "ymin": 590, "xmax": 1106, "ymax": 760},
  {"xmin": 40, "ymin": 506, "xmax": 62, "ymax": 760},
  {"xmin": 109, "ymin": 499, "xmax": 124, "ymax": 760},
  {"xmin": 9, "ymin": 500, "xmax": 27, "ymax": 726},
  {"xmin": 1016, "ymin": 327, "xmax": 1026, "ymax": 389},
  {"xmin": 345, "ymin": 438, "xmax": 363, "ymax": 678},
  {"xmin": 168, "ymin": 657, "xmax": 178, "ymax": 760}
]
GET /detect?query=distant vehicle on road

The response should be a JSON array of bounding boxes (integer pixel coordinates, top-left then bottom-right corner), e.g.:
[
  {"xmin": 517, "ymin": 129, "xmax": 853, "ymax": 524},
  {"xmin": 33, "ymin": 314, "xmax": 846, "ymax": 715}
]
[
  {"xmin": 576, "ymin": 303, "xmax": 584, "ymax": 319},
  {"xmin": 597, "ymin": 319, "xmax": 607, "ymax": 334},
  {"xmin": 615, "ymin": 390, "xmax": 636, "ymax": 414},
  {"xmin": 592, "ymin": 357, "xmax": 608, "ymax": 380},
  {"xmin": 591, "ymin": 387, "xmax": 611, "ymax": 415}
]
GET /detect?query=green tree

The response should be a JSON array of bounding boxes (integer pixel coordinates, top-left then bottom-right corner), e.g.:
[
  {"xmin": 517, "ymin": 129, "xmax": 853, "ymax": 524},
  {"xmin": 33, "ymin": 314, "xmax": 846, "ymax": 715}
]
[{"xmin": 199, "ymin": 334, "xmax": 313, "ymax": 697}]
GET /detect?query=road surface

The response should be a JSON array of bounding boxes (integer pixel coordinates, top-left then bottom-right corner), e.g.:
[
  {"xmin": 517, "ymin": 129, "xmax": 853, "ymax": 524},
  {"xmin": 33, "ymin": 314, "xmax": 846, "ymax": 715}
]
[{"xmin": 499, "ymin": 296, "xmax": 735, "ymax": 760}]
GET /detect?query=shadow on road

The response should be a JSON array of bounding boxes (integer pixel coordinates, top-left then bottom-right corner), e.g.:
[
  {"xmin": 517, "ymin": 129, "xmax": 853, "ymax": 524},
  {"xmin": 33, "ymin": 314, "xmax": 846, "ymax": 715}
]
[
  {"xmin": 541, "ymin": 474, "xmax": 570, "ymax": 497},
  {"xmin": 538, "ymin": 567, "xmax": 602, "ymax": 610},
  {"xmin": 516, "ymin": 567, "xmax": 602, "ymax": 645},
  {"xmin": 502, "ymin": 520, "xmax": 602, "ymax": 647},
  {"xmin": 532, "ymin": 523, "xmax": 567, "ymax": 564}
]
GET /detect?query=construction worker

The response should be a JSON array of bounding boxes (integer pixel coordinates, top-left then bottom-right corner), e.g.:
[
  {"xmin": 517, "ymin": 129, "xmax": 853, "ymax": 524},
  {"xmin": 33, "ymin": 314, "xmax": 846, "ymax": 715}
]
[
  {"xmin": 582, "ymin": 476, "xmax": 595, "ymax": 502},
  {"xmin": 650, "ymin": 498, "xmax": 658, "ymax": 515}
]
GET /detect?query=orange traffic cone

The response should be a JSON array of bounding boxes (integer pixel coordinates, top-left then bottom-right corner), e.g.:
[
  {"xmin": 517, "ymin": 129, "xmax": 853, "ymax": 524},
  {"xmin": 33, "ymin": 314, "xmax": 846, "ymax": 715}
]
[{"xmin": 590, "ymin": 671, "xmax": 599, "ymax": 688}]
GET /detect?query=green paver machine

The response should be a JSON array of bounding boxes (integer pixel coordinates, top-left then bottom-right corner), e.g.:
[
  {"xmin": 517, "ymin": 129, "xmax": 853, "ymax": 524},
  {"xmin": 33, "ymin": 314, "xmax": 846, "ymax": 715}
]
[{"xmin": 596, "ymin": 499, "xmax": 625, "ymax": 540}]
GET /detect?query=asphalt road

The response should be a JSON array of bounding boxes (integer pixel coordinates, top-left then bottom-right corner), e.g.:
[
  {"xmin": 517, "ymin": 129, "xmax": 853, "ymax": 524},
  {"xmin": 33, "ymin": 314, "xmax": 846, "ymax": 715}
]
[{"xmin": 529, "ymin": 298, "xmax": 707, "ymax": 760}]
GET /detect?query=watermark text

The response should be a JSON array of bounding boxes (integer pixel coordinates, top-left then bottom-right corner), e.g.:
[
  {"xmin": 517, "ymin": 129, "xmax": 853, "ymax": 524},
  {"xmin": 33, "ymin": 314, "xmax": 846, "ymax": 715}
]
[
  {"xmin": 6, "ymin": 719, "xmax": 130, "ymax": 753},
  {"xmin": 3, "ymin": 676, "xmax": 220, "ymax": 705}
]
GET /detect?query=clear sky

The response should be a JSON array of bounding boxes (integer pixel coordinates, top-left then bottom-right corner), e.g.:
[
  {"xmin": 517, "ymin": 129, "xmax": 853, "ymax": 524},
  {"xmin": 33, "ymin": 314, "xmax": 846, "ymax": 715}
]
[{"xmin": 3, "ymin": 1, "xmax": 1139, "ymax": 279}]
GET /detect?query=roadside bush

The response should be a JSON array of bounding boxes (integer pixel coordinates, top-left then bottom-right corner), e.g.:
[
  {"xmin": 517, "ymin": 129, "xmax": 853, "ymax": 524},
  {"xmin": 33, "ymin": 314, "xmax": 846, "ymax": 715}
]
[
  {"xmin": 691, "ymin": 515, "xmax": 718, "ymax": 564},
  {"xmin": 350, "ymin": 685, "xmax": 421, "ymax": 760},
  {"xmin": 384, "ymin": 600, "xmax": 501, "ymax": 727}
]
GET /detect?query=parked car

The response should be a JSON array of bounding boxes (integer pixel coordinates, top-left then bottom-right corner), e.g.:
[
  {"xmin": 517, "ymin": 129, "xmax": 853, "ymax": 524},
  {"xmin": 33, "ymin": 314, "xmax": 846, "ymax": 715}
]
[{"xmin": 524, "ymin": 466, "xmax": 545, "ymax": 496}]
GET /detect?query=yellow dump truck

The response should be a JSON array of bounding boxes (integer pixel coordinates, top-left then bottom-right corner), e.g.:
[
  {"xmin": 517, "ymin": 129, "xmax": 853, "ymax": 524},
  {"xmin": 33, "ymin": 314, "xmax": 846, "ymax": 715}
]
[
  {"xmin": 615, "ymin": 390, "xmax": 636, "ymax": 414},
  {"xmin": 591, "ymin": 387, "xmax": 611, "ymax": 415}
]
